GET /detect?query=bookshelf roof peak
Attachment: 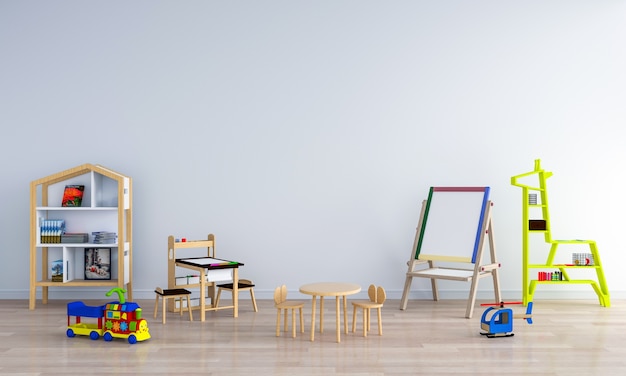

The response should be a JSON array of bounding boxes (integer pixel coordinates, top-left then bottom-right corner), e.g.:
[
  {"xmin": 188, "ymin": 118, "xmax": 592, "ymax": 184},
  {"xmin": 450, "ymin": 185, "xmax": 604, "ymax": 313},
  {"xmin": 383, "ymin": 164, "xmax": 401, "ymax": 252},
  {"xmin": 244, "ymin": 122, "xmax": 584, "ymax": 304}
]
[{"xmin": 30, "ymin": 163, "xmax": 129, "ymax": 187}]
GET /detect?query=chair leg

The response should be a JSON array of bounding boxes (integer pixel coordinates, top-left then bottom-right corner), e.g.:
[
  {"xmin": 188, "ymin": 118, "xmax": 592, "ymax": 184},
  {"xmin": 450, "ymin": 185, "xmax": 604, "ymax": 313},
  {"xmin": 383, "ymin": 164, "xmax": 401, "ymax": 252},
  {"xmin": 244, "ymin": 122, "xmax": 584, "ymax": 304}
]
[
  {"xmin": 377, "ymin": 307, "xmax": 382, "ymax": 335},
  {"xmin": 250, "ymin": 289, "xmax": 258, "ymax": 312},
  {"xmin": 299, "ymin": 307, "xmax": 304, "ymax": 333},
  {"xmin": 363, "ymin": 308, "xmax": 367, "ymax": 337},
  {"xmin": 179, "ymin": 297, "xmax": 183, "ymax": 317},
  {"xmin": 187, "ymin": 296, "xmax": 193, "ymax": 321},
  {"xmin": 215, "ymin": 288, "xmax": 223, "ymax": 308},
  {"xmin": 276, "ymin": 309, "xmax": 281, "ymax": 337},
  {"xmin": 291, "ymin": 308, "xmax": 296, "ymax": 338},
  {"xmin": 352, "ymin": 305, "xmax": 357, "ymax": 333},
  {"xmin": 283, "ymin": 309, "xmax": 288, "ymax": 332},
  {"xmin": 153, "ymin": 295, "xmax": 159, "ymax": 319}
]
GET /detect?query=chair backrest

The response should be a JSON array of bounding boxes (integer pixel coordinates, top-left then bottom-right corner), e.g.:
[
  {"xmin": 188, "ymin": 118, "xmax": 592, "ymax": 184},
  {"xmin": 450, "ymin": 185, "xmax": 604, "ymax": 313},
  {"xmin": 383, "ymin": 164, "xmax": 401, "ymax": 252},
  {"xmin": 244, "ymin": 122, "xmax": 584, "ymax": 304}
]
[
  {"xmin": 367, "ymin": 284, "xmax": 386, "ymax": 304},
  {"xmin": 376, "ymin": 286, "xmax": 386, "ymax": 304},
  {"xmin": 274, "ymin": 285, "xmax": 287, "ymax": 306}
]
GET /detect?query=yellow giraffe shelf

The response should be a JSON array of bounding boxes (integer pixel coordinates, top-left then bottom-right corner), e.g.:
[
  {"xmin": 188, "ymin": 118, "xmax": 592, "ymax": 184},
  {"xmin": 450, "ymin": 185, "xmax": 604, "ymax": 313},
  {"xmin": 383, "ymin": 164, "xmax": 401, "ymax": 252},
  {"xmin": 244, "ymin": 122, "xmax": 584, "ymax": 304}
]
[{"xmin": 511, "ymin": 159, "xmax": 609, "ymax": 307}]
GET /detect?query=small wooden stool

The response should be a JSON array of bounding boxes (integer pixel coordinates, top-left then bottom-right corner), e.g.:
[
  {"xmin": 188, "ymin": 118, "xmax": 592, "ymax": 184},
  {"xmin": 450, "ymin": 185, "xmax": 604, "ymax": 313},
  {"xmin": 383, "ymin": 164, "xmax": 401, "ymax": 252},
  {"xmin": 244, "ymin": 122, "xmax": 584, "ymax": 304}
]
[
  {"xmin": 154, "ymin": 287, "xmax": 193, "ymax": 324},
  {"xmin": 215, "ymin": 279, "xmax": 259, "ymax": 312}
]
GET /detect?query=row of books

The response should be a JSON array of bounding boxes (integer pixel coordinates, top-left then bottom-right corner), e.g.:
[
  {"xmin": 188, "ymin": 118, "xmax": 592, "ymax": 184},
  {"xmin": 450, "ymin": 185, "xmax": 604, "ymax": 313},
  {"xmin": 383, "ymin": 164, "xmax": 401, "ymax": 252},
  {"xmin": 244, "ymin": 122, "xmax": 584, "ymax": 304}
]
[
  {"xmin": 39, "ymin": 219, "xmax": 66, "ymax": 243},
  {"xmin": 39, "ymin": 220, "xmax": 117, "ymax": 244},
  {"xmin": 92, "ymin": 231, "xmax": 117, "ymax": 244}
]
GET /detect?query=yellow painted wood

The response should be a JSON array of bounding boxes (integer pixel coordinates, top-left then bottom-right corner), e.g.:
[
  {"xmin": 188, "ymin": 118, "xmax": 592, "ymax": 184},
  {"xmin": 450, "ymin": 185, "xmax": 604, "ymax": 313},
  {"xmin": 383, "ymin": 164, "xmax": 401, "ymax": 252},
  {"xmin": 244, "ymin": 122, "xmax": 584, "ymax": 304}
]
[{"xmin": 511, "ymin": 159, "xmax": 610, "ymax": 307}]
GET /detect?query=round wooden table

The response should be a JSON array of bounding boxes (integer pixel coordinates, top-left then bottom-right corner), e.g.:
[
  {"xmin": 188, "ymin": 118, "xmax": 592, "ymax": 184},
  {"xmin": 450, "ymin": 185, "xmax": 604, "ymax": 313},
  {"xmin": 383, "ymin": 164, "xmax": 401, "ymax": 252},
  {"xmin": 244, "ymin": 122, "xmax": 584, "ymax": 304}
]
[{"xmin": 299, "ymin": 282, "xmax": 361, "ymax": 342}]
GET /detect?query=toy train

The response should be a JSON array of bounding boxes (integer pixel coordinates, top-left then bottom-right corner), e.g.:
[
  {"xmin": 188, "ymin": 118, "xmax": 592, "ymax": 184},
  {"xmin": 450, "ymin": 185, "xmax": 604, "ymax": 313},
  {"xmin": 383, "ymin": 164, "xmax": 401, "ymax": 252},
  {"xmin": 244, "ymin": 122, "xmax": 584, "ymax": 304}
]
[{"xmin": 66, "ymin": 288, "xmax": 150, "ymax": 344}]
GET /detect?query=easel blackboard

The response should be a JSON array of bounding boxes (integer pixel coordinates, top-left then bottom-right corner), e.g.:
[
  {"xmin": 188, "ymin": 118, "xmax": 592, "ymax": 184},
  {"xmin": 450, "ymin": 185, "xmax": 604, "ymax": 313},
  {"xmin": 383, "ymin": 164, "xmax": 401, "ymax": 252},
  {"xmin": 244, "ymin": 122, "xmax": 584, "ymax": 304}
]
[{"xmin": 399, "ymin": 187, "xmax": 501, "ymax": 318}]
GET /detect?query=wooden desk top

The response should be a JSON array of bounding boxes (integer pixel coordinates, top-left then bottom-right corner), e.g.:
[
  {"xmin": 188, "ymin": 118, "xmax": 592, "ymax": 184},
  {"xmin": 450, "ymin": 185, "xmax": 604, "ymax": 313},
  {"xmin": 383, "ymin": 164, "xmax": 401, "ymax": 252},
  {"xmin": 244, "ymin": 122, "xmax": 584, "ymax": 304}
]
[{"xmin": 299, "ymin": 282, "xmax": 361, "ymax": 297}]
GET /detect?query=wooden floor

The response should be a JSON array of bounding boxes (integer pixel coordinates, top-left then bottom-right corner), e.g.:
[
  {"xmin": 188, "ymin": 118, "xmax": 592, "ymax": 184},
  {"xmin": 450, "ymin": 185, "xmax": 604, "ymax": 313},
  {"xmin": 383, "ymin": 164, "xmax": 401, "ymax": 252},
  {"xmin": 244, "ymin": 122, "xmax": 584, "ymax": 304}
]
[{"xmin": 1, "ymin": 298, "xmax": 625, "ymax": 375}]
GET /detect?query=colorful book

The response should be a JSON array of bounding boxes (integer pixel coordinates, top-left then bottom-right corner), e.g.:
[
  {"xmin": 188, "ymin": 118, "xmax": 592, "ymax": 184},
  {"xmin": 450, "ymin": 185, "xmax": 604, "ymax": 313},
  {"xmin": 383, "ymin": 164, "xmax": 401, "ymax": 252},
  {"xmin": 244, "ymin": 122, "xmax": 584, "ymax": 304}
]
[
  {"xmin": 61, "ymin": 185, "xmax": 85, "ymax": 207},
  {"xmin": 50, "ymin": 259, "xmax": 63, "ymax": 282}
]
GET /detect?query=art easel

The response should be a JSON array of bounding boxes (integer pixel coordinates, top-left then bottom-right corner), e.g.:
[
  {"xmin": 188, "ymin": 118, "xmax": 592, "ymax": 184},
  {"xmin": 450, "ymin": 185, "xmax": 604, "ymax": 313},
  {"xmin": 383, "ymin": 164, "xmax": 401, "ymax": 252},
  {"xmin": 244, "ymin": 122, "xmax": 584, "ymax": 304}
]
[{"xmin": 399, "ymin": 187, "xmax": 502, "ymax": 318}]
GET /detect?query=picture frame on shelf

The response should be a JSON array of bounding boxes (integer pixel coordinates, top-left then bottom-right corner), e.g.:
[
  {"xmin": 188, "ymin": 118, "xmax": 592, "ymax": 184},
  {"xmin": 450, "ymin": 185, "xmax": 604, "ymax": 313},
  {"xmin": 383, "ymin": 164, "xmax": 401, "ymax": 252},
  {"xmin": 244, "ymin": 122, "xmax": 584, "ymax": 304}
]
[{"xmin": 84, "ymin": 248, "xmax": 111, "ymax": 280}]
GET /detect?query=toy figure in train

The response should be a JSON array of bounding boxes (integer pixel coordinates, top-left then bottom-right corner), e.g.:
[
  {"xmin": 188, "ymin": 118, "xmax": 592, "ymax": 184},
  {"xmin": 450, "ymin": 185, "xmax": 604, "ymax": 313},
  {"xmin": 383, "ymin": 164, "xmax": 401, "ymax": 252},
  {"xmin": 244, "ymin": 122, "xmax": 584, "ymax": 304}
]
[
  {"xmin": 480, "ymin": 301, "xmax": 533, "ymax": 338},
  {"xmin": 66, "ymin": 288, "xmax": 150, "ymax": 344}
]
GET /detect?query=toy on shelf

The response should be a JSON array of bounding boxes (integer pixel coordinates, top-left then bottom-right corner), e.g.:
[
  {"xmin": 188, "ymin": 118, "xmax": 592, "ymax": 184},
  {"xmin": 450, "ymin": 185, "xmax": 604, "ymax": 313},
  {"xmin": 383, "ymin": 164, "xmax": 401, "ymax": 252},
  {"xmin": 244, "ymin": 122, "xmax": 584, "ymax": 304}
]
[
  {"xmin": 479, "ymin": 301, "xmax": 533, "ymax": 338},
  {"xmin": 66, "ymin": 288, "xmax": 150, "ymax": 344}
]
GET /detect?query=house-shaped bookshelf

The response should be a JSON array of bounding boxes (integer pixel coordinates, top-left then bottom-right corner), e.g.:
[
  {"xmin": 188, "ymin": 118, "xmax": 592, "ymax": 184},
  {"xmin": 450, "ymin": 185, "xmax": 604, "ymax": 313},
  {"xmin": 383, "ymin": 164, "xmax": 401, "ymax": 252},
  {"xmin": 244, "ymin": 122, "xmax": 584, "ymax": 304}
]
[{"xmin": 29, "ymin": 163, "xmax": 133, "ymax": 309}]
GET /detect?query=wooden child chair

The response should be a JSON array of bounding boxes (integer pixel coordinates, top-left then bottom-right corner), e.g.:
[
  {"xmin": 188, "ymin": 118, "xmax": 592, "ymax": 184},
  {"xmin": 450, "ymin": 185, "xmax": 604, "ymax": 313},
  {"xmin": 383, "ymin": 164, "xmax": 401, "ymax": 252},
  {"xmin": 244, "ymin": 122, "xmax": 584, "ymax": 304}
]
[
  {"xmin": 215, "ymin": 278, "xmax": 258, "ymax": 312},
  {"xmin": 351, "ymin": 284, "xmax": 386, "ymax": 337},
  {"xmin": 154, "ymin": 287, "xmax": 193, "ymax": 324},
  {"xmin": 274, "ymin": 285, "xmax": 304, "ymax": 338}
]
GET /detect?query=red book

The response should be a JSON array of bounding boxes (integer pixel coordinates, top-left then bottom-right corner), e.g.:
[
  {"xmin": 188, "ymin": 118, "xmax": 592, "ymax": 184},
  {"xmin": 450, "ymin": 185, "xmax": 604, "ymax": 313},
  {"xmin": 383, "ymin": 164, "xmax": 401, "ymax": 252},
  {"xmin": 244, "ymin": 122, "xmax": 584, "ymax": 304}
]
[{"xmin": 62, "ymin": 185, "xmax": 85, "ymax": 207}]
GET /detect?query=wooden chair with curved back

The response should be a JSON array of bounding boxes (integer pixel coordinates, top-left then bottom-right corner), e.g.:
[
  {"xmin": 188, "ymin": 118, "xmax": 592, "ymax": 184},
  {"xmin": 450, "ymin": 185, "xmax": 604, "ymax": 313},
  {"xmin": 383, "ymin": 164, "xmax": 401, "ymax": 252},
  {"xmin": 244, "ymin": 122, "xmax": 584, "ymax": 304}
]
[
  {"xmin": 273, "ymin": 285, "xmax": 304, "ymax": 338},
  {"xmin": 351, "ymin": 284, "xmax": 386, "ymax": 337}
]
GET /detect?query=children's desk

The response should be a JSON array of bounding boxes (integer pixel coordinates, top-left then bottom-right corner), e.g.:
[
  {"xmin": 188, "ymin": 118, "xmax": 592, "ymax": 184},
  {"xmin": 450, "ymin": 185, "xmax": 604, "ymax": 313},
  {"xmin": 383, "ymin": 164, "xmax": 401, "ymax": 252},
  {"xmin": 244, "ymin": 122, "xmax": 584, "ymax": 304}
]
[{"xmin": 175, "ymin": 257, "xmax": 244, "ymax": 321}]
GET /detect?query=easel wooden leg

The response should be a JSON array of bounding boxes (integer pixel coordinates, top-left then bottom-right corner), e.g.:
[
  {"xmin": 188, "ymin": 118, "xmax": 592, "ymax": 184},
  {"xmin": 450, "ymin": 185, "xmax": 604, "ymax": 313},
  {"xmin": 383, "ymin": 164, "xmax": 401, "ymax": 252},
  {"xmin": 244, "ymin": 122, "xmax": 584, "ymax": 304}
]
[
  {"xmin": 466, "ymin": 278, "xmax": 479, "ymax": 319},
  {"xmin": 400, "ymin": 274, "xmax": 412, "ymax": 310},
  {"xmin": 429, "ymin": 260, "xmax": 439, "ymax": 301},
  {"xmin": 431, "ymin": 278, "xmax": 439, "ymax": 301}
]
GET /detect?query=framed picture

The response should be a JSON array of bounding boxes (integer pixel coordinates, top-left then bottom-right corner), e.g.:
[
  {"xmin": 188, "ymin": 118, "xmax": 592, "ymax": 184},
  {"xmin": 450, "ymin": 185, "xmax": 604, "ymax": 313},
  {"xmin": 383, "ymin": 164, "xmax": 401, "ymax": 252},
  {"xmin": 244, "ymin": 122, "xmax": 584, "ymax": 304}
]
[{"xmin": 84, "ymin": 248, "xmax": 111, "ymax": 280}]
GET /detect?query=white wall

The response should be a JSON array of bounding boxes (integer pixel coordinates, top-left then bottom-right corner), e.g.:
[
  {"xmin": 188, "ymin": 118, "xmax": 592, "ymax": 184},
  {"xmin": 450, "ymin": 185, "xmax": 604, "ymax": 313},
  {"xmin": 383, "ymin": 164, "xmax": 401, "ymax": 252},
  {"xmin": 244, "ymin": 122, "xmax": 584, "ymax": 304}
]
[{"xmin": 2, "ymin": 1, "xmax": 625, "ymax": 302}]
